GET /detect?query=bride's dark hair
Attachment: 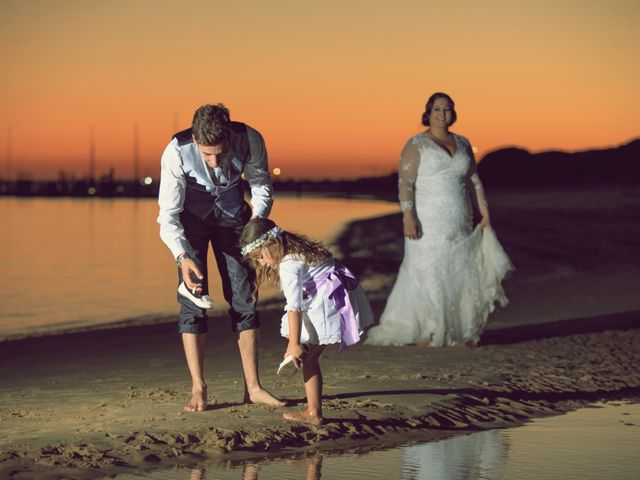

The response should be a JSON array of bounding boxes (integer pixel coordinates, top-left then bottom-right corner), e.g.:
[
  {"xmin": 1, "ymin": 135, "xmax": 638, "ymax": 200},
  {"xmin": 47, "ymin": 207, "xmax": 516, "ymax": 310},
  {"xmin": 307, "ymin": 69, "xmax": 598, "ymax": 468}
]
[
  {"xmin": 239, "ymin": 218, "xmax": 332, "ymax": 292},
  {"xmin": 421, "ymin": 92, "xmax": 457, "ymax": 126}
]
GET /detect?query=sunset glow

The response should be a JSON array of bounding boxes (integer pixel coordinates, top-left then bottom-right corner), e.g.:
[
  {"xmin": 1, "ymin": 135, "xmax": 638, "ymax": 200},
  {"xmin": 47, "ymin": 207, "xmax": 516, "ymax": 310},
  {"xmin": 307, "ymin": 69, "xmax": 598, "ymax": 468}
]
[{"xmin": 1, "ymin": 0, "xmax": 638, "ymax": 180}]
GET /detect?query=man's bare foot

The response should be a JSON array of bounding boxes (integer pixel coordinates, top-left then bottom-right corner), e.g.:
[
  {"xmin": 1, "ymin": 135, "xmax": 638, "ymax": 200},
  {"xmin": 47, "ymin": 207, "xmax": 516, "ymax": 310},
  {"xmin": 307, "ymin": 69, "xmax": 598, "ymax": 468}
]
[
  {"xmin": 283, "ymin": 410, "xmax": 323, "ymax": 426},
  {"xmin": 245, "ymin": 388, "xmax": 286, "ymax": 407},
  {"xmin": 184, "ymin": 384, "xmax": 207, "ymax": 412}
]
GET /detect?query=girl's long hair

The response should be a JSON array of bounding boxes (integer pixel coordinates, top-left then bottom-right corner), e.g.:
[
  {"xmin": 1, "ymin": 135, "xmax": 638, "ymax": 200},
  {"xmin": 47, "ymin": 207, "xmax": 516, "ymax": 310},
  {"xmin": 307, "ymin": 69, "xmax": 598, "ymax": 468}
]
[{"xmin": 239, "ymin": 218, "xmax": 332, "ymax": 293}]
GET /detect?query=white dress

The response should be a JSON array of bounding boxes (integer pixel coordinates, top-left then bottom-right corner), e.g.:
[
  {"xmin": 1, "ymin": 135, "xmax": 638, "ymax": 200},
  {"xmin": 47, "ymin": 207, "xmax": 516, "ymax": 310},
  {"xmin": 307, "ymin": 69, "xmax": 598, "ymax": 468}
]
[
  {"xmin": 279, "ymin": 255, "xmax": 374, "ymax": 346},
  {"xmin": 366, "ymin": 132, "xmax": 514, "ymax": 346}
]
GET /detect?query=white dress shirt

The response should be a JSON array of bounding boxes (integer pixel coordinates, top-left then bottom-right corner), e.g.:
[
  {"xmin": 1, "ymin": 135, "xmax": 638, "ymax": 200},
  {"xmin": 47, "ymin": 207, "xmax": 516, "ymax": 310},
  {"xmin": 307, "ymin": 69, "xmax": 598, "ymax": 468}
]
[{"xmin": 157, "ymin": 125, "xmax": 273, "ymax": 259}]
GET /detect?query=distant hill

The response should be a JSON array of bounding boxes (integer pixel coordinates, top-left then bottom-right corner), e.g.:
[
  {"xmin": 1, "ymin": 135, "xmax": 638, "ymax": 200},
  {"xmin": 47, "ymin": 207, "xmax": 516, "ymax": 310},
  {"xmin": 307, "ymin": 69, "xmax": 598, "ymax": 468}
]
[{"xmin": 478, "ymin": 139, "xmax": 640, "ymax": 188}]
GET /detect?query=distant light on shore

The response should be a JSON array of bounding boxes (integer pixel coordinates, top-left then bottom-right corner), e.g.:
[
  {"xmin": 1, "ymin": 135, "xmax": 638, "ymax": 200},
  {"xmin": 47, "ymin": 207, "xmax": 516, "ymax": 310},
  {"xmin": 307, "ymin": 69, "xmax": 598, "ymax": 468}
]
[
  {"xmin": 273, "ymin": 167, "xmax": 281, "ymax": 176},
  {"xmin": 143, "ymin": 177, "xmax": 153, "ymax": 185},
  {"xmin": 88, "ymin": 187, "xmax": 96, "ymax": 195}
]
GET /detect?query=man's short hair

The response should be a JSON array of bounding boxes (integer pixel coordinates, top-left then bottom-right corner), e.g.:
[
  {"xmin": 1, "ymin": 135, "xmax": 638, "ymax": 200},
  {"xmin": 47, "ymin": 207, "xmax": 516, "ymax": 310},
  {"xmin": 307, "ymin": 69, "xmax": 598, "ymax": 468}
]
[{"xmin": 192, "ymin": 104, "xmax": 231, "ymax": 146}]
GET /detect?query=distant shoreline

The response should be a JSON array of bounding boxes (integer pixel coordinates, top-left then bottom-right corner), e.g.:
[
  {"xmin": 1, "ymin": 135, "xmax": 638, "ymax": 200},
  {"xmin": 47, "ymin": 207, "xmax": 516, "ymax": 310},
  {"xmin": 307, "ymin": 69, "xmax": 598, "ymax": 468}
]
[
  {"xmin": 2, "ymin": 137, "xmax": 637, "ymax": 198},
  {"xmin": 0, "ymin": 175, "xmax": 399, "ymax": 200}
]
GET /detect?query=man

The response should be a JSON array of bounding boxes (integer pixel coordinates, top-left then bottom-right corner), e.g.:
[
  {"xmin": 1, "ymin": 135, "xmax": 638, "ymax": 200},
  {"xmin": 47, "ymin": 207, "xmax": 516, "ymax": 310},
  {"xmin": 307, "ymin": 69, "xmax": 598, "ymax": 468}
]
[{"xmin": 158, "ymin": 103, "xmax": 284, "ymax": 411}]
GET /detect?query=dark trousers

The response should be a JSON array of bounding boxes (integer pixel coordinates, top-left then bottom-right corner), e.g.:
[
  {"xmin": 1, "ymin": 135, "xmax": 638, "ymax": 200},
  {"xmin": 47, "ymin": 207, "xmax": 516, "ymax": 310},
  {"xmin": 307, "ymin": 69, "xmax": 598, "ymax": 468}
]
[{"xmin": 177, "ymin": 205, "xmax": 258, "ymax": 334}]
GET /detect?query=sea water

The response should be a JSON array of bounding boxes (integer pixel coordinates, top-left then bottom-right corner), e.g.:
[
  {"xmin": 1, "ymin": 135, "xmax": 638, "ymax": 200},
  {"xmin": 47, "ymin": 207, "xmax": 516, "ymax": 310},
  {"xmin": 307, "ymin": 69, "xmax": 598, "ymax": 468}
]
[{"xmin": 0, "ymin": 196, "xmax": 398, "ymax": 337}]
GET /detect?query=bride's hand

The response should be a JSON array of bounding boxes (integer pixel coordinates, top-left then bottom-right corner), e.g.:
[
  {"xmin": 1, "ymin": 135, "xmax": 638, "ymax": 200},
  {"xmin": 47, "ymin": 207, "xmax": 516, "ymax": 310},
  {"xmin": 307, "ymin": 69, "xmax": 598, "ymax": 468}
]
[
  {"xmin": 403, "ymin": 212, "xmax": 423, "ymax": 240},
  {"xmin": 480, "ymin": 216, "xmax": 491, "ymax": 228}
]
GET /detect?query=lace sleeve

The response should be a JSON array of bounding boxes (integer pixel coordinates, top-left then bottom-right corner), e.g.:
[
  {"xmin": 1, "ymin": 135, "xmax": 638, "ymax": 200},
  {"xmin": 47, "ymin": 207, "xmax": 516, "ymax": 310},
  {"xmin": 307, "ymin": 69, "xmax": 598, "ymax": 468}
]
[
  {"xmin": 465, "ymin": 140, "xmax": 490, "ymax": 219},
  {"xmin": 398, "ymin": 138, "xmax": 421, "ymax": 212}
]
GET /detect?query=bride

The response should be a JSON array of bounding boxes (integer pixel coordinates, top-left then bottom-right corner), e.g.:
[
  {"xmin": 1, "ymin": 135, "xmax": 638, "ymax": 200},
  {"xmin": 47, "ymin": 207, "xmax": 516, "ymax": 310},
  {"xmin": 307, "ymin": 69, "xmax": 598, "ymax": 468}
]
[{"xmin": 366, "ymin": 92, "xmax": 514, "ymax": 347}]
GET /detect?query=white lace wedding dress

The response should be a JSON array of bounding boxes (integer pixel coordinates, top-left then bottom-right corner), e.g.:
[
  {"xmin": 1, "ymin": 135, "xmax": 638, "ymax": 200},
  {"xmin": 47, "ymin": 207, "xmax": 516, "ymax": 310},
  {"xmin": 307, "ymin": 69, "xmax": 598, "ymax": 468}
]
[{"xmin": 366, "ymin": 132, "xmax": 514, "ymax": 346}]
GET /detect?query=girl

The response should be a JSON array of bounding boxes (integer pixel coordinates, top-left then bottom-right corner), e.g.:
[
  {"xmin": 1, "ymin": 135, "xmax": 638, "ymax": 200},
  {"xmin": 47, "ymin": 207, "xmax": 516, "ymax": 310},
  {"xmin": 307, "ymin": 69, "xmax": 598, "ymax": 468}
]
[{"xmin": 240, "ymin": 218, "xmax": 374, "ymax": 425}]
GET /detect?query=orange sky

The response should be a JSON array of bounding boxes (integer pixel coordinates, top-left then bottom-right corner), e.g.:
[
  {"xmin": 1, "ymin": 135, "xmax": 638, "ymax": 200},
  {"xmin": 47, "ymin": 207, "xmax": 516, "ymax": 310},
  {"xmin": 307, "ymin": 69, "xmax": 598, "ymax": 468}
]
[{"xmin": 1, "ymin": 0, "xmax": 638, "ymax": 180}]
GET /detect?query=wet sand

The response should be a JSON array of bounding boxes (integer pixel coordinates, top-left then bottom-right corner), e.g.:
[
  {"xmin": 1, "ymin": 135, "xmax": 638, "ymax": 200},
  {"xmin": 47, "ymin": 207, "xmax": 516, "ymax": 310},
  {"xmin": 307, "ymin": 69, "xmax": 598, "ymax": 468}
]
[{"xmin": 1, "ymin": 186, "xmax": 639, "ymax": 479}]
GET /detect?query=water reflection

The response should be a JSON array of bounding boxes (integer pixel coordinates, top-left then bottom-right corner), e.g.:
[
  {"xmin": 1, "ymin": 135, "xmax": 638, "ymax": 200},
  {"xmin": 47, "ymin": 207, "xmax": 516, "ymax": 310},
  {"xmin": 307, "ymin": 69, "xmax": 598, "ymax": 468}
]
[
  {"xmin": 121, "ymin": 430, "xmax": 504, "ymax": 480},
  {"xmin": 124, "ymin": 431, "xmax": 505, "ymax": 480},
  {"xmin": 155, "ymin": 456, "xmax": 324, "ymax": 480},
  {"xmin": 0, "ymin": 196, "xmax": 398, "ymax": 336},
  {"xmin": 401, "ymin": 430, "xmax": 506, "ymax": 480},
  {"xmin": 112, "ymin": 402, "xmax": 640, "ymax": 480},
  {"xmin": 179, "ymin": 437, "xmax": 504, "ymax": 480},
  {"xmin": 230, "ymin": 457, "xmax": 322, "ymax": 480}
]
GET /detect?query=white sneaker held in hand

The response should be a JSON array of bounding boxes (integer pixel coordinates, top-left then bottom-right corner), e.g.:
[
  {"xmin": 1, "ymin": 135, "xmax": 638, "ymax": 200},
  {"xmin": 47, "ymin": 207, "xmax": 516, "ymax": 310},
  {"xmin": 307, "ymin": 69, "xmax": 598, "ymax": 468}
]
[{"xmin": 178, "ymin": 282, "xmax": 214, "ymax": 309}]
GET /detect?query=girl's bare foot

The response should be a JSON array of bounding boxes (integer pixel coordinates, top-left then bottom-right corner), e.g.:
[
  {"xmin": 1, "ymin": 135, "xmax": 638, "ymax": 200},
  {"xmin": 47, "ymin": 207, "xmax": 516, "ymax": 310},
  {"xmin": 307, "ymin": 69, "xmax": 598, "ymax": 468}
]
[
  {"xmin": 184, "ymin": 384, "xmax": 207, "ymax": 412},
  {"xmin": 245, "ymin": 388, "xmax": 286, "ymax": 407},
  {"xmin": 283, "ymin": 410, "xmax": 323, "ymax": 426}
]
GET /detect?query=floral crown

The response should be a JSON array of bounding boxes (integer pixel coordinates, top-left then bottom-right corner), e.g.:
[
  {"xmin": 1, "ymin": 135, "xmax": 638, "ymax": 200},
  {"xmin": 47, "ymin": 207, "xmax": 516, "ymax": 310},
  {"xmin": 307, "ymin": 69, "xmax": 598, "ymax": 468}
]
[{"xmin": 241, "ymin": 226, "xmax": 284, "ymax": 257}]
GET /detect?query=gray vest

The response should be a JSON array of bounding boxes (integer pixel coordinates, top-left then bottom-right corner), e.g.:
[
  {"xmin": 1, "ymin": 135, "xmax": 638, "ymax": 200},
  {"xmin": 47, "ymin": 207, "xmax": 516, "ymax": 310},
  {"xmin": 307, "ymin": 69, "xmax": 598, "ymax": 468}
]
[{"xmin": 173, "ymin": 122, "xmax": 250, "ymax": 220}]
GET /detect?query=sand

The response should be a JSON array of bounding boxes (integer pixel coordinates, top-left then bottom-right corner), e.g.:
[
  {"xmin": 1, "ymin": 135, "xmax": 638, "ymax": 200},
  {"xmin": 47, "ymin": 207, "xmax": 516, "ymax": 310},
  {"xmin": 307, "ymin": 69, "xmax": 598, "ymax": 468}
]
[{"xmin": 1, "ymin": 186, "xmax": 639, "ymax": 479}]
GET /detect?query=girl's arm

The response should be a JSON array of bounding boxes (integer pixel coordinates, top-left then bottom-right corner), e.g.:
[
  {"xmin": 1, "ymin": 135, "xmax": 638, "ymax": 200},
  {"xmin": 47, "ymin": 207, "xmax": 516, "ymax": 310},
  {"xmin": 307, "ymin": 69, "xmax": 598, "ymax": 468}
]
[
  {"xmin": 286, "ymin": 310, "xmax": 306, "ymax": 368},
  {"xmin": 279, "ymin": 258, "xmax": 307, "ymax": 368}
]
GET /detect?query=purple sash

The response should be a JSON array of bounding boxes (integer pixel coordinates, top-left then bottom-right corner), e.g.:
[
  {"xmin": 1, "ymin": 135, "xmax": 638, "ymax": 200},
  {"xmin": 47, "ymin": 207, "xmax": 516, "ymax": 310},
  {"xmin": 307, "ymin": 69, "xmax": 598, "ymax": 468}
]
[{"xmin": 303, "ymin": 261, "xmax": 361, "ymax": 351}]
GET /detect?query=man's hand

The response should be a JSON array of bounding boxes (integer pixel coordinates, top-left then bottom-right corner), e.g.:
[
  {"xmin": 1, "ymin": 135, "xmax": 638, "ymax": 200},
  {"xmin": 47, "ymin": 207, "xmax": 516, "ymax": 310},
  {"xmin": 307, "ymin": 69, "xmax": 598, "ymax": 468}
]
[
  {"xmin": 285, "ymin": 343, "xmax": 307, "ymax": 369},
  {"xmin": 181, "ymin": 258, "xmax": 204, "ymax": 293},
  {"xmin": 403, "ymin": 212, "xmax": 423, "ymax": 240}
]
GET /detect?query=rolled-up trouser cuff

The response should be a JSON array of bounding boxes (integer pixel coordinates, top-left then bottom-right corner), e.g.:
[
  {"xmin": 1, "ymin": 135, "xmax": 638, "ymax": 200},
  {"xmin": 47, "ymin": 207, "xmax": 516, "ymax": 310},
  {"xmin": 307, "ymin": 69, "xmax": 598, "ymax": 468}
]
[
  {"xmin": 231, "ymin": 311, "xmax": 260, "ymax": 332},
  {"xmin": 178, "ymin": 314, "xmax": 208, "ymax": 334}
]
